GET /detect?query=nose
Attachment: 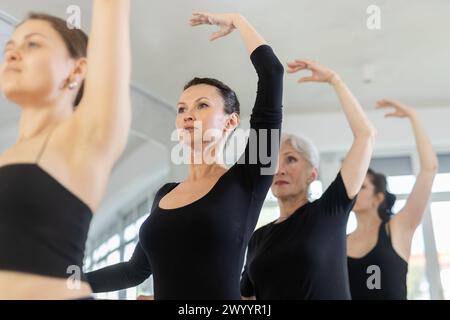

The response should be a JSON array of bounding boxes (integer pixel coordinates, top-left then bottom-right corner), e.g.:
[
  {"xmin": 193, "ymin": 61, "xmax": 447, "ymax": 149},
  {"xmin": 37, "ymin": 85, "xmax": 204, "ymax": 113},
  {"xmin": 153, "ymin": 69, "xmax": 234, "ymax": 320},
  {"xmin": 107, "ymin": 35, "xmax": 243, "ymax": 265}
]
[
  {"xmin": 183, "ymin": 109, "xmax": 195, "ymax": 123},
  {"xmin": 5, "ymin": 49, "xmax": 20, "ymax": 63},
  {"xmin": 275, "ymin": 164, "xmax": 286, "ymax": 176}
]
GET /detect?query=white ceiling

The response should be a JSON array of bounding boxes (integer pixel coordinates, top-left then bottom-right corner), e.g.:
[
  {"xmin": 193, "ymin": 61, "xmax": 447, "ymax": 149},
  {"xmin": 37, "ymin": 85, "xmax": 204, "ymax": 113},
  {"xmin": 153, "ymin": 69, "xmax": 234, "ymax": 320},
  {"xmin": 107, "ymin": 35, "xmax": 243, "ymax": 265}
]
[{"xmin": 1, "ymin": 0, "xmax": 449, "ymax": 119}]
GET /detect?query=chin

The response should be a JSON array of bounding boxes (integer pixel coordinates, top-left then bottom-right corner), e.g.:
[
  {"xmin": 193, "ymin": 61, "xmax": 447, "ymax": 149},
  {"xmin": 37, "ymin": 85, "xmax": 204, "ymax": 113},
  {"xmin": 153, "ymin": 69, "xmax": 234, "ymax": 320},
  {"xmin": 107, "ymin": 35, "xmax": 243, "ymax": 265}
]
[
  {"xmin": 271, "ymin": 187, "xmax": 287, "ymax": 199},
  {"xmin": 1, "ymin": 87, "xmax": 24, "ymax": 104}
]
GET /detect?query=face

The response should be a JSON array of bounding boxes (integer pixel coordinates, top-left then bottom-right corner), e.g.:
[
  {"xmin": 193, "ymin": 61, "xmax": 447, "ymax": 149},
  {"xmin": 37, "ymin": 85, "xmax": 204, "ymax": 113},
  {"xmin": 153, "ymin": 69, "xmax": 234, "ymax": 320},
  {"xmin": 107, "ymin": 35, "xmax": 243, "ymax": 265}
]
[
  {"xmin": 0, "ymin": 20, "xmax": 82, "ymax": 107},
  {"xmin": 353, "ymin": 175, "xmax": 384, "ymax": 214},
  {"xmin": 176, "ymin": 84, "xmax": 239, "ymax": 151},
  {"xmin": 271, "ymin": 142, "xmax": 318, "ymax": 200}
]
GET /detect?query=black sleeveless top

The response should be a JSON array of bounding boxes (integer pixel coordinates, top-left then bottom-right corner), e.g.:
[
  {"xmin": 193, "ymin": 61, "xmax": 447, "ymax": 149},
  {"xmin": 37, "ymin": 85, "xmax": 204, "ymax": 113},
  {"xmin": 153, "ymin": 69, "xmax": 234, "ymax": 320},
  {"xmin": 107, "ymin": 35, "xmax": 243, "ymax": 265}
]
[
  {"xmin": 0, "ymin": 132, "xmax": 92, "ymax": 280},
  {"xmin": 347, "ymin": 221, "xmax": 408, "ymax": 300}
]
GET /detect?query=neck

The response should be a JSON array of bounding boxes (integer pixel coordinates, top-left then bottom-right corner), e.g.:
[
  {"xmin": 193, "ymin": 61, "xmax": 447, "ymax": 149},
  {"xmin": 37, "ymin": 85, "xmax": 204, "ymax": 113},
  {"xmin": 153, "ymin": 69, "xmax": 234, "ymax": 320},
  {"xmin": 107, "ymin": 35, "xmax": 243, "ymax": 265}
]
[
  {"xmin": 354, "ymin": 209, "xmax": 383, "ymax": 233},
  {"xmin": 17, "ymin": 101, "xmax": 72, "ymax": 142},
  {"xmin": 187, "ymin": 162, "xmax": 227, "ymax": 181},
  {"xmin": 277, "ymin": 192, "xmax": 309, "ymax": 222},
  {"xmin": 186, "ymin": 139, "xmax": 227, "ymax": 181}
]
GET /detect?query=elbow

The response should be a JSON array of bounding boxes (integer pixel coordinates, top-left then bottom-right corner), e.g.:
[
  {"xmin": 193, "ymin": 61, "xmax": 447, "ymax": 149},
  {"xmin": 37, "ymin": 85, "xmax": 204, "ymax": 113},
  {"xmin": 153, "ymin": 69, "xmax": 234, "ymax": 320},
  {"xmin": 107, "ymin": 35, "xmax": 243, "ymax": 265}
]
[
  {"xmin": 265, "ymin": 58, "xmax": 284, "ymax": 80},
  {"xmin": 356, "ymin": 125, "xmax": 377, "ymax": 145},
  {"xmin": 423, "ymin": 158, "xmax": 439, "ymax": 174},
  {"xmin": 272, "ymin": 60, "xmax": 285, "ymax": 78}
]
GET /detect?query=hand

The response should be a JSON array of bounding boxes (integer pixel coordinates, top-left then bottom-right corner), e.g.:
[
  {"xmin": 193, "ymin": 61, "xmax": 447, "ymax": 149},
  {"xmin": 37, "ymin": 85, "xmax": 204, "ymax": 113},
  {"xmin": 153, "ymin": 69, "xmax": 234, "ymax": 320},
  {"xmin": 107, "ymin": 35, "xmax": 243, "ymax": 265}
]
[
  {"xmin": 287, "ymin": 59, "xmax": 340, "ymax": 84},
  {"xmin": 137, "ymin": 295, "xmax": 154, "ymax": 300},
  {"xmin": 376, "ymin": 99, "xmax": 417, "ymax": 119},
  {"xmin": 190, "ymin": 12, "xmax": 237, "ymax": 41}
]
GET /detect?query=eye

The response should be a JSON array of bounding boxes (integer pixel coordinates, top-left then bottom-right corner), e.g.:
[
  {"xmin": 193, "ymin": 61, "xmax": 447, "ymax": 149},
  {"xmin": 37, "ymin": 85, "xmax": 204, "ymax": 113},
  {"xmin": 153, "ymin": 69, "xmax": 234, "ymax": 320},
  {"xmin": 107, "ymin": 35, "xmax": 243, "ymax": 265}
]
[
  {"xmin": 26, "ymin": 41, "xmax": 40, "ymax": 49},
  {"xmin": 198, "ymin": 102, "xmax": 209, "ymax": 109},
  {"xmin": 287, "ymin": 156, "xmax": 297, "ymax": 163},
  {"xmin": 177, "ymin": 107, "xmax": 186, "ymax": 114}
]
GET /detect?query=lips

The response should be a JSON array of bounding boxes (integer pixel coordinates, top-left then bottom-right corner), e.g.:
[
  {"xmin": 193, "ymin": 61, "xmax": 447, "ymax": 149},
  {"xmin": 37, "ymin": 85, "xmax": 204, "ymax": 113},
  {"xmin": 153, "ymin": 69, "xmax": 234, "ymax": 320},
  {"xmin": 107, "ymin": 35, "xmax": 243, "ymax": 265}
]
[
  {"xmin": 4, "ymin": 66, "xmax": 21, "ymax": 73},
  {"xmin": 183, "ymin": 126, "xmax": 198, "ymax": 131},
  {"xmin": 274, "ymin": 180, "xmax": 289, "ymax": 186}
]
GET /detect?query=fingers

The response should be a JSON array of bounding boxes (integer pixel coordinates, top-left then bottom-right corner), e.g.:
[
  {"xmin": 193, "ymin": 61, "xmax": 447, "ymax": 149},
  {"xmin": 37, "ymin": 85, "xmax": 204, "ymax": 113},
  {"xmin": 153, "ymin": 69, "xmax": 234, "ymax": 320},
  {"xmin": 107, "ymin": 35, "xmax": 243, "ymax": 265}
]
[
  {"xmin": 376, "ymin": 103, "xmax": 404, "ymax": 118},
  {"xmin": 210, "ymin": 31, "xmax": 225, "ymax": 41},
  {"xmin": 287, "ymin": 60, "xmax": 309, "ymax": 68},
  {"xmin": 297, "ymin": 76, "xmax": 315, "ymax": 83},
  {"xmin": 190, "ymin": 12, "xmax": 212, "ymax": 26},
  {"xmin": 295, "ymin": 59, "xmax": 318, "ymax": 69},
  {"xmin": 376, "ymin": 99, "xmax": 403, "ymax": 108},
  {"xmin": 286, "ymin": 61, "xmax": 309, "ymax": 74},
  {"xmin": 286, "ymin": 66, "xmax": 306, "ymax": 74},
  {"xmin": 190, "ymin": 20, "xmax": 203, "ymax": 27}
]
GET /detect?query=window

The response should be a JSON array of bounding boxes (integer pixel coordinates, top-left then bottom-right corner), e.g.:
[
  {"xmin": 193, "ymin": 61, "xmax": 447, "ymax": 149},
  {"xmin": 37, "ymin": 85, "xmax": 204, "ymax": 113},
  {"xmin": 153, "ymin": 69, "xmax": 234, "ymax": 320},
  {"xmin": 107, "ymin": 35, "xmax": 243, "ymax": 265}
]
[
  {"xmin": 85, "ymin": 197, "xmax": 155, "ymax": 300},
  {"xmin": 431, "ymin": 201, "xmax": 450, "ymax": 299}
]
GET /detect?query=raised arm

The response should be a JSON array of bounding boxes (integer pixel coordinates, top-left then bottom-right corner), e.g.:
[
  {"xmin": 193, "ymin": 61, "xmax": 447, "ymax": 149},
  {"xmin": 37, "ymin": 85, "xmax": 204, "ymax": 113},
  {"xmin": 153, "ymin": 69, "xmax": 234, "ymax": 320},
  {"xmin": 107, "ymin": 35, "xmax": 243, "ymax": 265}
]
[
  {"xmin": 73, "ymin": 0, "xmax": 131, "ymax": 164},
  {"xmin": 287, "ymin": 59, "xmax": 376, "ymax": 198},
  {"xmin": 378, "ymin": 99, "xmax": 438, "ymax": 232},
  {"xmin": 190, "ymin": 12, "xmax": 284, "ymax": 180}
]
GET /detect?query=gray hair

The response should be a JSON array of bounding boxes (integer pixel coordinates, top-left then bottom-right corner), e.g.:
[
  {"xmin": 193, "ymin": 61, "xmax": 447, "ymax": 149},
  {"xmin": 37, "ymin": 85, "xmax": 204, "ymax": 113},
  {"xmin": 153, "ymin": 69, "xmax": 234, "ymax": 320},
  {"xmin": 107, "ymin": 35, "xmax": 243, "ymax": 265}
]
[{"xmin": 281, "ymin": 133, "xmax": 320, "ymax": 169}]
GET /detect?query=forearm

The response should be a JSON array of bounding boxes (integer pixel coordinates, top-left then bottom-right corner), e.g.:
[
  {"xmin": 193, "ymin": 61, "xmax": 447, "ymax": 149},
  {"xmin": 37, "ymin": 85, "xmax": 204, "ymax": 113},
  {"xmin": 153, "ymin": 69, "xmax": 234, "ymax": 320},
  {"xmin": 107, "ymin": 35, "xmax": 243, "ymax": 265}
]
[
  {"xmin": 232, "ymin": 14, "xmax": 267, "ymax": 55},
  {"xmin": 410, "ymin": 113, "xmax": 439, "ymax": 173},
  {"xmin": 86, "ymin": 262, "xmax": 148, "ymax": 293},
  {"xmin": 332, "ymin": 77, "xmax": 377, "ymax": 140}
]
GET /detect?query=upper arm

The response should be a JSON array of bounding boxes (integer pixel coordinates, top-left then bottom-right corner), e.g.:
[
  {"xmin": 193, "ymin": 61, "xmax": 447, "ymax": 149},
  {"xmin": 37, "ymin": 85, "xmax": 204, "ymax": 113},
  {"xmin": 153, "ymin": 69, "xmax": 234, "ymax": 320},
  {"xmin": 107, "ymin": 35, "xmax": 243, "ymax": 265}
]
[
  {"xmin": 340, "ymin": 134, "xmax": 376, "ymax": 199},
  {"xmin": 317, "ymin": 171, "xmax": 357, "ymax": 219},
  {"xmin": 72, "ymin": 0, "xmax": 131, "ymax": 164}
]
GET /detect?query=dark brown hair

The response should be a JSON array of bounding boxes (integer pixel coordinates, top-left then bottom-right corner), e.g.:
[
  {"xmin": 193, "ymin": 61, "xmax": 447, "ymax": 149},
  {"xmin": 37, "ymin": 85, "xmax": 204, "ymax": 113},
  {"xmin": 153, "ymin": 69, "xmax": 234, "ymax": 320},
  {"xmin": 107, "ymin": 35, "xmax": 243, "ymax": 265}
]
[
  {"xmin": 367, "ymin": 168, "xmax": 397, "ymax": 221},
  {"xmin": 21, "ymin": 13, "xmax": 88, "ymax": 108},
  {"xmin": 184, "ymin": 77, "xmax": 240, "ymax": 116}
]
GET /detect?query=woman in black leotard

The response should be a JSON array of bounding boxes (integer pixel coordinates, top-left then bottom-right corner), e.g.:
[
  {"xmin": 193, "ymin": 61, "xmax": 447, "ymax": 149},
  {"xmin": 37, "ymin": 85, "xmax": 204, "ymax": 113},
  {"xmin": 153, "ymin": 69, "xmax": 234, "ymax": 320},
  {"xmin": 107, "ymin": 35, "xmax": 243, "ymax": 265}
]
[
  {"xmin": 240, "ymin": 60, "xmax": 377, "ymax": 300},
  {"xmin": 0, "ymin": 1, "xmax": 131, "ymax": 299},
  {"xmin": 347, "ymin": 99, "xmax": 438, "ymax": 300},
  {"xmin": 86, "ymin": 11, "xmax": 284, "ymax": 300}
]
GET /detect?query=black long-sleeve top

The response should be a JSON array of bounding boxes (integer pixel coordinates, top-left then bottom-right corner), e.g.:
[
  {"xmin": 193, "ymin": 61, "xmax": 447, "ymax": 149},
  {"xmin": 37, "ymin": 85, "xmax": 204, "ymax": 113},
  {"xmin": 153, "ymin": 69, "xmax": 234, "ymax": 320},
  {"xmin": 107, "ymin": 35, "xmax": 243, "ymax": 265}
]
[{"xmin": 86, "ymin": 45, "xmax": 284, "ymax": 300}]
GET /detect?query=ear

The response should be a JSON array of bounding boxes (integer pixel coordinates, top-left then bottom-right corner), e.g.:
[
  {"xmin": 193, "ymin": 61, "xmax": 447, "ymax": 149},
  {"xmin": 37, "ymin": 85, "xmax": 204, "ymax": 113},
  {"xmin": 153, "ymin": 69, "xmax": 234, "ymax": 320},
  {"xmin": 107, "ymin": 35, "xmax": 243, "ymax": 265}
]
[
  {"xmin": 375, "ymin": 192, "xmax": 385, "ymax": 206},
  {"xmin": 224, "ymin": 113, "xmax": 240, "ymax": 132},
  {"xmin": 68, "ymin": 57, "xmax": 88, "ymax": 87},
  {"xmin": 307, "ymin": 167, "xmax": 318, "ymax": 184}
]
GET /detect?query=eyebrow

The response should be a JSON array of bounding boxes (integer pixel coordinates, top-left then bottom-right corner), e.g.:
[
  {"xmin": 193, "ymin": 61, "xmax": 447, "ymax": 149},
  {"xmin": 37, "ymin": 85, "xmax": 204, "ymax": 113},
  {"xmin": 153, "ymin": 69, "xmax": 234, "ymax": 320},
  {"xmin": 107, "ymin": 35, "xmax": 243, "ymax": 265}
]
[
  {"xmin": 177, "ymin": 97, "xmax": 210, "ymax": 106},
  {"xmin": 283, "ymin": 152, "xmax": 298, "ymax": 157},
  {"xmin": 4, "ymin": 33, "xmax": 47, "ymax": 49}
]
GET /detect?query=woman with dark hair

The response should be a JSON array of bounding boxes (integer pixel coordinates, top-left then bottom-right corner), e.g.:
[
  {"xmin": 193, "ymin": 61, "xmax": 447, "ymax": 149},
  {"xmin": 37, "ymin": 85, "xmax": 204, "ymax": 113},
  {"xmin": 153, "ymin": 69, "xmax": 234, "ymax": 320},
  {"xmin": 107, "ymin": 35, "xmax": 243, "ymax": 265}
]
[
  {"xmin": 347, "ymin": 99, "xmax": 439, "ymax": 300},
  {"xmin": 0, "ymin": 0, "xmax": 131, "ymax": 299},
  {"xmin": 86, "ymin": 12, "xmax": 284, "ymax": 300}
]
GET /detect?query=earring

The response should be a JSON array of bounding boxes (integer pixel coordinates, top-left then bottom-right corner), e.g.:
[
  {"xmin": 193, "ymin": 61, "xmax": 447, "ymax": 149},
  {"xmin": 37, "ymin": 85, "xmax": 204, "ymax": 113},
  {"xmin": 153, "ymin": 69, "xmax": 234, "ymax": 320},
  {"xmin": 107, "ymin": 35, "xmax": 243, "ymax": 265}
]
[{"xmin": 68, "ymin": 81, "xmax": 78, "ymax": 90}]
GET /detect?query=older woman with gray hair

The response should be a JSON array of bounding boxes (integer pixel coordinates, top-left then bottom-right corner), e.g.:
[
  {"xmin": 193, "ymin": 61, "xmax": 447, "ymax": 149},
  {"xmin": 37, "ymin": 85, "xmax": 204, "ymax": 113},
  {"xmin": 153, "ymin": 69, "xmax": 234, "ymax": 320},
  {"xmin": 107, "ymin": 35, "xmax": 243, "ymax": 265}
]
[{"xmin": 240, "ymin": 59, "xmax": 377, "ymax": 300}]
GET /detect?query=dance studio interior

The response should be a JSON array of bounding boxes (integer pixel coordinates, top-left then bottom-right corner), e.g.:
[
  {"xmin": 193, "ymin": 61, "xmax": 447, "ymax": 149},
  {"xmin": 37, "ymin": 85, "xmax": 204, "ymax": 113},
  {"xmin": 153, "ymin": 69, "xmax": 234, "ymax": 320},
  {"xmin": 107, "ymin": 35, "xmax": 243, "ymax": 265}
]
[{"xmin": 0, "ymin": 0, "xmax": 449, "ymax": 302}]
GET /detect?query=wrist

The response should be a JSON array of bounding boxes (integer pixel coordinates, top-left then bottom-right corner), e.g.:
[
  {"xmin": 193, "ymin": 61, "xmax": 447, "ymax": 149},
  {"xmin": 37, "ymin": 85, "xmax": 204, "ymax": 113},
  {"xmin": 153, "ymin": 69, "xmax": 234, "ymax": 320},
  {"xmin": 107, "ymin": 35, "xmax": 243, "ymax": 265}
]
[
  {"xmin": 231, "ymin": 13, "xmax": 245, "ymax": 28},
  {"xmin": 329, "ymin": 73, "xmax": 343, "ymax": 86},
  {"xmin": 408, "ymin": 109, "xmax": 419, "ymax": 121}
]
